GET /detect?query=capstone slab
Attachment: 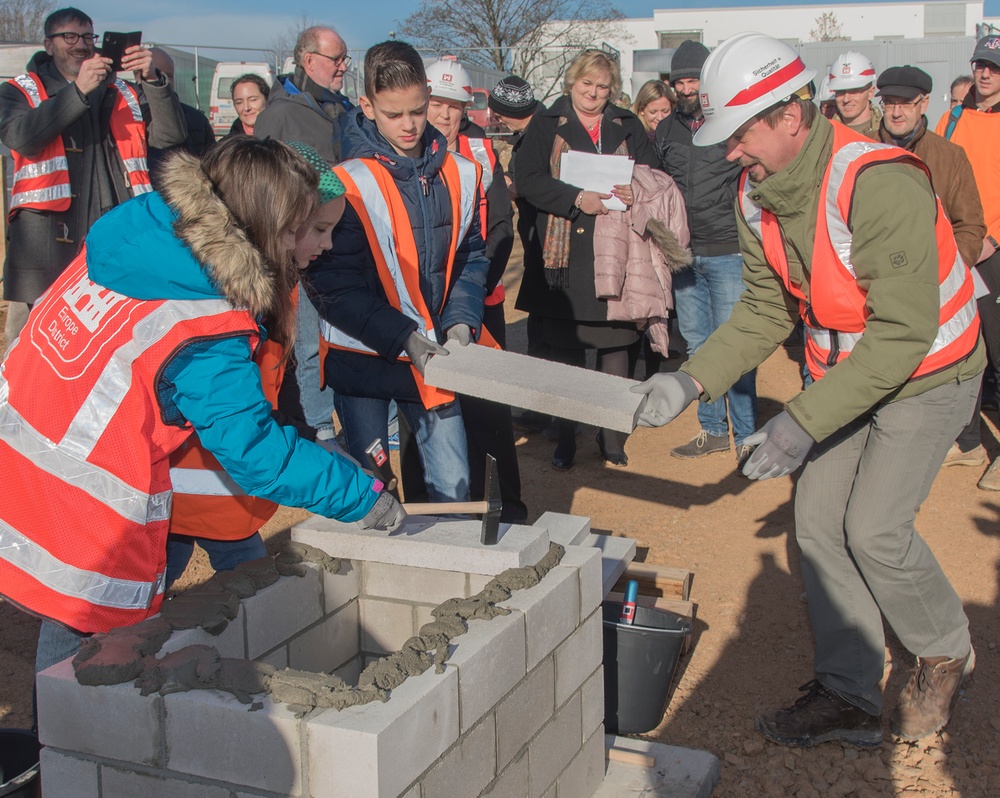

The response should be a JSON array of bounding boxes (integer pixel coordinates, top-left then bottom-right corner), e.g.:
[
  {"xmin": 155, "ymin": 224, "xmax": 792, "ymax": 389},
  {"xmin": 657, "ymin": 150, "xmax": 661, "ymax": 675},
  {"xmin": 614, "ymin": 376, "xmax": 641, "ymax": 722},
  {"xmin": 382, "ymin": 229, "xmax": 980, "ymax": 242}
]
[
  {"xmin": 533, "ymin": 512, "xmax": 591, "ymax": 547},
  {"xmin": 581, "ymin": 533, "xmax": 637, "ymax": 596}
]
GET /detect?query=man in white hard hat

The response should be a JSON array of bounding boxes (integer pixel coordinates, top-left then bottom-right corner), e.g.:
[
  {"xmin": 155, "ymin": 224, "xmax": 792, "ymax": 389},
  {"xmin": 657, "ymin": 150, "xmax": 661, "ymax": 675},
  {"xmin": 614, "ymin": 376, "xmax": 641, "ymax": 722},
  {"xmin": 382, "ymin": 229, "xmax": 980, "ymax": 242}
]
[
  {"xmin": 828, "ymin": 50, "xmax": 881, "ymax": 139},
  {"xmin": 633, "ymin": 31, "xmax": 983, "ymax": 749}
]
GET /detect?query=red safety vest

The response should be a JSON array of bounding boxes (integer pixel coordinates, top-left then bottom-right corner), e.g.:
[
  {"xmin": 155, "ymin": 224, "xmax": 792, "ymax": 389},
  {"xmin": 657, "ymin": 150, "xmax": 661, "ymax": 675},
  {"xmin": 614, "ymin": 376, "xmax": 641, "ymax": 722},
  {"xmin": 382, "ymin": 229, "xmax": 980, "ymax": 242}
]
[
  {"xmin": 7, "ymin": 73, "xmax": 152, "ymax": 219},
  {"xmin": 457, "ymin": 135, "xmax": 506, "ymax": 307},
  {"xmin": 320, "ymin": 152, "xmax": 481, "ymax": 410},
  {"xmin": 0, "ymin": 251, "xmax": 259, "ymax": 633},
  {"xmin": 737, "ymin": 122, "xmax": 979, "ymax": 382}
]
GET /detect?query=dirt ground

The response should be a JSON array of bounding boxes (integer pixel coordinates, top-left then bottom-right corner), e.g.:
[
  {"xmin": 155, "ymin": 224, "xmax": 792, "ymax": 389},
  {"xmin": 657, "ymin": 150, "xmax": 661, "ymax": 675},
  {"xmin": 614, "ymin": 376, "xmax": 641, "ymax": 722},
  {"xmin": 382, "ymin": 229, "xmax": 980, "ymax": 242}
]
[{"xmin": 2, "ymin": 248, "xmax": 999, "ymax": 798}]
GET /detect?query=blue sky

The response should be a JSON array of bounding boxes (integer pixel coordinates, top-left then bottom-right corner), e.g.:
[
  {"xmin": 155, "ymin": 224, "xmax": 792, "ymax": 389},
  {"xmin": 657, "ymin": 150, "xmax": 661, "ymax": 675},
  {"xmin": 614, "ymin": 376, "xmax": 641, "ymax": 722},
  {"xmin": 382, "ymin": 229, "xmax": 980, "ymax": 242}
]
[{"xmin": 85, "ymin": 0, "xmax": 1000, "ymax": 55}]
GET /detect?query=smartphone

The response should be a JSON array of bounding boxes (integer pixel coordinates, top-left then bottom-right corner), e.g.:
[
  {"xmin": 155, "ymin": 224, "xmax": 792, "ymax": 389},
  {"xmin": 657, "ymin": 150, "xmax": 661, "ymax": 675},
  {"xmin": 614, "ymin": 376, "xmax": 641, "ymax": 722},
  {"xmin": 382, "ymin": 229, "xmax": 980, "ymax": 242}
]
[{"xmin": 101, "ymin": 31, "xmax": 142, "ymax": 72}]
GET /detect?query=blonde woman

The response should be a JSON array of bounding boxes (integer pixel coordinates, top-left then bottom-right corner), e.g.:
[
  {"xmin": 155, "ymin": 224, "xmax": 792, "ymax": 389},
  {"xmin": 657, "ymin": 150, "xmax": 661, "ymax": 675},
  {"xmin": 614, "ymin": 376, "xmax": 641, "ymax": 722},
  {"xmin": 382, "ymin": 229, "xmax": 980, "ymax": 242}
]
[{"xmin": 633, "ymin": 80, "xmax": 676, "ymax": 141}]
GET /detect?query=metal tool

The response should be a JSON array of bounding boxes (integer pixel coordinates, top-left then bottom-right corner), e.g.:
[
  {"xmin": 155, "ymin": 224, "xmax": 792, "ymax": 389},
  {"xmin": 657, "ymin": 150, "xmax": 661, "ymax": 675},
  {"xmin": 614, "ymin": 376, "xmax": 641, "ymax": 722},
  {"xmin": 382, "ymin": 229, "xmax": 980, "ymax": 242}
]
[{"xmin": 403, "ymin": 454, "xmax": 502, "ymax": 545}]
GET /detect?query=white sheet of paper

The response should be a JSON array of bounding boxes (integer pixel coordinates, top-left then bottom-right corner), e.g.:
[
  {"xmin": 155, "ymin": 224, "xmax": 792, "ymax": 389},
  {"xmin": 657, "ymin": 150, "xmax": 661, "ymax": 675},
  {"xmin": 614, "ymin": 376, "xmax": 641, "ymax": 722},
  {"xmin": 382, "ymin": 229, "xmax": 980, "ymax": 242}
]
[
  {"xmin": 560, "ymin": 151, "xmax": 635, "ymax": 211},
  {"xmin": 971, "ymin": 265, "xmax": 990, "ymax": 300}
]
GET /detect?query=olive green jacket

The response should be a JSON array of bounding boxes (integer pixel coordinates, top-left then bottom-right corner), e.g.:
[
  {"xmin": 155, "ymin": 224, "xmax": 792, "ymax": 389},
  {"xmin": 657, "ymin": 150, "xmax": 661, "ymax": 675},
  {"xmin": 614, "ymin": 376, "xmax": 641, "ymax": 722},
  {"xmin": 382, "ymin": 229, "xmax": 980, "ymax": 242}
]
[{"xmin": 681, "ymin": 116, "xmax": 984, "ymax": 442}]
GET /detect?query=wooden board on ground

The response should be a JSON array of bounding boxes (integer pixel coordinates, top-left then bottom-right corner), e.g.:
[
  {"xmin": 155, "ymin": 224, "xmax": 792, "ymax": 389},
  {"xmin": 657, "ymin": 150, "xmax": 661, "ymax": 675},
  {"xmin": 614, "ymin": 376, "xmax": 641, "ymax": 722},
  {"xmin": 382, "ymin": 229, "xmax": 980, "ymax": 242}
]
[
  {"xmin": 606, "ymin": 590, "xmax": 696, "ymax": 654},
  {"xmin": 613, "ymin": 562, "xmax": 693, "ymax": 601}
]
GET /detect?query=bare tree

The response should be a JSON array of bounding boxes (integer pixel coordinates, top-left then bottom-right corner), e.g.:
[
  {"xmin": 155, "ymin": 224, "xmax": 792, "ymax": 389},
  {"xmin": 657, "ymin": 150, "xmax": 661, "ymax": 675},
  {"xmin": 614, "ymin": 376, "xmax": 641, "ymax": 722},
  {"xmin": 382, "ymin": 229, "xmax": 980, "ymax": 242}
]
[
  {"xmin": 269, "ymin": 13, "xmax": 321, "ymax": 72},
  {"xmin": 0, "ymin": 0, "xmax": 54, "ymax": 42},
  {"xmin": 810, "ymin": 12, "xmax": 848, "ymax": 42},
  {"xmin": 399, "ymin": 0, "xmax": 629, "ymax": 99}
]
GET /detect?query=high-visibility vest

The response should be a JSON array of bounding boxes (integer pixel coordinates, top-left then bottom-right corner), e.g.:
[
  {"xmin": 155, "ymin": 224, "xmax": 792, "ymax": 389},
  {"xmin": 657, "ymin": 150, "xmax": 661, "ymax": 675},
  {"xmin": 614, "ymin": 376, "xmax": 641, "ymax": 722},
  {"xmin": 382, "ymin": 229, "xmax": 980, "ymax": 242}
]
[
  {"xmin": 737, "ymin": 122, "xmax": 979, "ymax": 383},
  {"xmin": 320, "ymin": 152, "xmax": 480, "ymax": 410},
  {"xmin": 7, "ymin": 74, "xmax": 152, "ymax": 219},
  {"xmin": 457, "ymin": 135, "xmax": 506, "ymax": 307},
  {"xmin": 0, "ymin": 251, "xmax": 259, "ymax": 633}
]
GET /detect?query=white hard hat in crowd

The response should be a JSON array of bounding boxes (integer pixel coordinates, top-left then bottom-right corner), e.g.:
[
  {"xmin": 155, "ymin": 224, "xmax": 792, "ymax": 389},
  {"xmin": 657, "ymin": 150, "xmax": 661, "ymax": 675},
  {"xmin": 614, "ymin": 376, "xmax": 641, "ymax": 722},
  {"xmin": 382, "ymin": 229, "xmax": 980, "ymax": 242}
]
[
  {"xmin": 692, "ymin": 32, "xmax": 817, "ymax": 147},
  {"xmin": 426, "ymin": 57, "xmax": 473, "ymax": 103},
  {"xmin": 826, "ymin": 51, "xmax": 876, "ymax": 91},
  {"xmin": 817, "ymin": 73, "xmax": 834, "ymax": 103}
]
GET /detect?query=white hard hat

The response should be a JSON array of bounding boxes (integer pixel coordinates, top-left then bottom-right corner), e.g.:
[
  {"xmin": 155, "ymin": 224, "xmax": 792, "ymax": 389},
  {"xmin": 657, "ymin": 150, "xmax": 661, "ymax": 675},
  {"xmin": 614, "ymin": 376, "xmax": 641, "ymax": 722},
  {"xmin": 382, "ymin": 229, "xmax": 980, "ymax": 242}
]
[
  {"xmin": 817, "ymin": 73, "xmax": 834, "ymax": 103},
  {"xmin": 426, "ymin": 57, "xmax": 473, "ymax": 103},
  {"xmin": 826, "ymin": 51, "xmax": 876, "ymax": 91},
  {"xmin": 692, "ymin": 32, "xmax": 816, "ymax": 147}
]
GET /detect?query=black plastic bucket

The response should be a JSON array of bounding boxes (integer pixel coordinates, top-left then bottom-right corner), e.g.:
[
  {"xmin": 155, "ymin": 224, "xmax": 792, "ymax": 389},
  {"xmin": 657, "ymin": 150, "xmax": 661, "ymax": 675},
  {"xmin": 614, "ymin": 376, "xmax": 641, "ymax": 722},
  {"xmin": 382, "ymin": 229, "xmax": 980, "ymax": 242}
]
[
  {"xmin": 0, "ymin": 729, "xmax": 40, "ymax": 798},
  {"xmin": 602, "ymin": 601, "xmax": 691, "ymax": 734}
]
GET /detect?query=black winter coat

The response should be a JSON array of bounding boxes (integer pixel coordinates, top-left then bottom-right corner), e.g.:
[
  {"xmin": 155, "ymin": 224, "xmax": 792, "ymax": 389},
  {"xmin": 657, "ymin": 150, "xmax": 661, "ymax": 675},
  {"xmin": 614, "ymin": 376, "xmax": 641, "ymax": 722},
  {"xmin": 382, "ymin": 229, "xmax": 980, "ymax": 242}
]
[
  {"xmin": 654, "ymin": 111, "xmax": 741, "ymax": 257},
  {"xmin": 514, "ymin": 95, "xmax": 657, "ymax": 322}
]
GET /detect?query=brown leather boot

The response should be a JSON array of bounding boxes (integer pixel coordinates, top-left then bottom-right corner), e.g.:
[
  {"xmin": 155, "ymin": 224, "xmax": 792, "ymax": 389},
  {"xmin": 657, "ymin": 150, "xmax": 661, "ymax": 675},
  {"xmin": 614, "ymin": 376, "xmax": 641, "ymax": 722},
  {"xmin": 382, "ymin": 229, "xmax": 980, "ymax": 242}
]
[
  {"xmin": 890, "ymin": 646, "xmax": 975, "ymax": 741},
  {"xmin": 755, "ymin": 680, "xmax": 883, "ymax": 748}
]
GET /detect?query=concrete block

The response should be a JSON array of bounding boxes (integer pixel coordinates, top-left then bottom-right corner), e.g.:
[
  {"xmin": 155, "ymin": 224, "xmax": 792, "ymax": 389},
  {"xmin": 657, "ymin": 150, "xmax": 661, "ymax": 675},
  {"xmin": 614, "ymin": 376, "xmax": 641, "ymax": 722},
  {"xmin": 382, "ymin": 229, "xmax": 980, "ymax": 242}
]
[
  {"xmin": 483, "ymin": 751, "xmax": 528, "ymax": 798},
  {"xmin": 293, "ymin": 516, "xmax": 550, "ymax": 576},
  {"xmin": 39, "ymin": 748, "xmax": 98, "ymax": 798},
  {"xmin": 164, "ymin": 691, "xmax": 302, "ymax": 793},
  {"xmin": 421, "ymin": 715, "xmax": 497, "ymax": 798},
  {"xmin": 468, "ymin": 573, "xmax": 493, "ymax": 594},
  {"xmin": 533, "ymin": 512, "xmax": 590, "ymax": 547},
  {"xmin": 446, "ymin": 612, "xmax": 526, "ymax": 733},
  {"xmin": 556, "ymin": 728, "xmax": 605, "ymax": 798},
  {"xmin": 360, "ymin": 598, "xmax": 416, "ymax": 655},
  {"xmin": 36, "ymin": 660, "xmax": 162, "ymax": 766},
  {"xmin": 334, "ymin": 655, "xmax": 362, "ymax": 685},
  {"xmin": 527, "ymin": 692, "xmax": 582, "ymax": 798},
  {"xmin": 288, "ymin": 600, "xmax": 359, "ymax": 673},
  {"xmin": 363, "ymin": 561, "xmax": 469, "ymax": 605},
  {"xmin": 554, "ymin": 610, "xmax": 603, "ymax": 709},
  {"xmin": 591, "ymin": 735, "xmax": 720, "ymax": 798},
  {"xmin": 307, "ymin": 666, "xmax": 460, "ymax": 798},
  {"xmin": 159, "ymin": 605, "xmax": 246, "ymax": 659},
  {"xmin": 500, "ymin": 566, "xmax": 579, "ymax": 672},
  {"xmin": 424, "ymin": 340, "xmax": 643, "ymax": 434},
  {"xmin": 243, "ymin": 569, "xmax": 323, "ymax": 659},
  {"xmin": 495, "ymin": 657, "xmax": 554, "ymax": 770},
  {"xmin": 415, "ymin": 604, "xmax": 436, "ymax": 632},
  {"xmin": 256, "ymin": 645, "xmax": 288, "ymax": 670},
  {"xmin": 101, "ymin": 767, "xmax": 232, "ymax": 798},
  {"xmin": 556, "ymin": 545, "xmax": 603, "ymax": 622},
  {"xmin": 322, "ymin": 559, "xmax": 360, "ymax": 614},
  {"xmin": 580, "ymin": 533, "xmax": 636, "ymax": 597},
  {"xmin": 399, "ymin": 787, "xmax": 421, "ymax": 798},
  {"xmin": 580, "ymin": 668, "xmax": 605, "ymax": 740}
]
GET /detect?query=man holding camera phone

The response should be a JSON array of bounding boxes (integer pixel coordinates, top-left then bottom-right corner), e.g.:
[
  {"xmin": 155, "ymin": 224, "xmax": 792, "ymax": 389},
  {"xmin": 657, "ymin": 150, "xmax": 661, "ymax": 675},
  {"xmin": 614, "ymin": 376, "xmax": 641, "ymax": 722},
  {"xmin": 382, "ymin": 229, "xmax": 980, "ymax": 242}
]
[{"xmin": 0, "ymin": 6, "xmax": 186, "ymax": 342}]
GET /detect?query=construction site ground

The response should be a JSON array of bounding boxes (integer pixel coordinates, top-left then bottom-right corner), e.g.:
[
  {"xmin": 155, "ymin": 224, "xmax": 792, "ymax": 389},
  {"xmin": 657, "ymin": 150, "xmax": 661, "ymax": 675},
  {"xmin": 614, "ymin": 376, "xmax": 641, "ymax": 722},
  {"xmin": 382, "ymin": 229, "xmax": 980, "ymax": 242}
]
[{"xmin": 2, "ymin": 239, "xmax": 998, "ymax": 798}]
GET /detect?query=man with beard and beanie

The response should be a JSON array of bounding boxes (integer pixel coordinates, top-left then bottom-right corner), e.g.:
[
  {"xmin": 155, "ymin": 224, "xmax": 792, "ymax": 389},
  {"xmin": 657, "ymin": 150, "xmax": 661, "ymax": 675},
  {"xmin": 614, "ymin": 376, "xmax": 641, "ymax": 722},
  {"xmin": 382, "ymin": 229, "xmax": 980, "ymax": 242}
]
[{"xmin": 654, "ymin": 39, "xmax": 758, "ymax": 466}]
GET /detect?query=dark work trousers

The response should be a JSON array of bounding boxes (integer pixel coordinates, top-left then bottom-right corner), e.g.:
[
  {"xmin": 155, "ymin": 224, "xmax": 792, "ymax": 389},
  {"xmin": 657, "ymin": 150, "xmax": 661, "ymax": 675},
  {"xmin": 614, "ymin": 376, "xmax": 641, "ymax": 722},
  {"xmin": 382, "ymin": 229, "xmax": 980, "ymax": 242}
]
[{"xmin": 955, "ymin": 249, "xmax": 1000, "ymax": 451}]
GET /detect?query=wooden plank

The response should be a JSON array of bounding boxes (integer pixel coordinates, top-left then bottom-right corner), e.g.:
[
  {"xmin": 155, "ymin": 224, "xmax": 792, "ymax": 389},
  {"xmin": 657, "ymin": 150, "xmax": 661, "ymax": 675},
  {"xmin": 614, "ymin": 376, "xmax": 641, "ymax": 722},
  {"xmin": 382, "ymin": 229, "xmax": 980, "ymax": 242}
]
[
  {"xmin": 613, "ymin": 562, "xmax": 693, "ymax": 601},
  {"xmin": 606, "ymin": 746, "xmax": 656, "ymax": 768}
]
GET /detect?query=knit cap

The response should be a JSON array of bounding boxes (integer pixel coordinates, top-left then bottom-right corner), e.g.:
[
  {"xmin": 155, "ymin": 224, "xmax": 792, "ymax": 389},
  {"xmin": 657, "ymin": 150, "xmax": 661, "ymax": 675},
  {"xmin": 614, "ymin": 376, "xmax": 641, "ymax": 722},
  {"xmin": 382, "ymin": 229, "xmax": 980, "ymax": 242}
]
[
  {"xmin": 287, "ymin": 141, "xmax": 345, "ymax": 204},
  {"xmin": 670, "ymin": 40, "xmax": 710, "ymax": 81},
  {"xmin": 488, "ymin": 75, "xmax": 537, "ymax": 118}
]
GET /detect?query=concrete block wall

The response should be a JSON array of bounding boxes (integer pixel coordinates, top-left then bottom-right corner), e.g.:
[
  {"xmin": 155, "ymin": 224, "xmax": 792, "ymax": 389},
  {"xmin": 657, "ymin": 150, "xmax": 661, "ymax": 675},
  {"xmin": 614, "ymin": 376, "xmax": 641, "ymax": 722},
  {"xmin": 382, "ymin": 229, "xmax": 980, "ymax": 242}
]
[{"xmin": 37, "ymin": 517, "xmax": 612, "ymax": 798}]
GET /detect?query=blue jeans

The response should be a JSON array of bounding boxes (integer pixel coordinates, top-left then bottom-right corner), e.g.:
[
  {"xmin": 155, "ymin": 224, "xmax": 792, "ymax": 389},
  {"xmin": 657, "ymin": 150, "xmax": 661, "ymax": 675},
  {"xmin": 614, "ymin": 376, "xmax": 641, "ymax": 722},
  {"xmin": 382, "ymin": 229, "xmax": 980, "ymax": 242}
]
[
  {"xmin": 336, "ymin": 394, "xmax": 470, "ymax": 502},
  {"xmin": 296, "ymin": 285, "xmax": 337, "ymax": 435},
  {"xmin": 165, "ymin": 532, "xmax": 268, "ymax": 589},
  {"xmin": 673, "ymin": 253, "xmax": 758, "ymax": 445},
  {"xmin": 36, "ymin": 620, "xmax": 83, "ymax": 674}
]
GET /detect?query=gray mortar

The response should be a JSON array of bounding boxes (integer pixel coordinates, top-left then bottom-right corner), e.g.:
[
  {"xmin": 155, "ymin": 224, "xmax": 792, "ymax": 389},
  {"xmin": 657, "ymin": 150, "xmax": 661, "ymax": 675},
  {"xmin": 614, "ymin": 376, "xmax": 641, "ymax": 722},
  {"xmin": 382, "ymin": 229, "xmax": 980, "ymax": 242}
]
[{"xmin": 71, "ymin": 539, "xmax": 565, "ymax": 716}]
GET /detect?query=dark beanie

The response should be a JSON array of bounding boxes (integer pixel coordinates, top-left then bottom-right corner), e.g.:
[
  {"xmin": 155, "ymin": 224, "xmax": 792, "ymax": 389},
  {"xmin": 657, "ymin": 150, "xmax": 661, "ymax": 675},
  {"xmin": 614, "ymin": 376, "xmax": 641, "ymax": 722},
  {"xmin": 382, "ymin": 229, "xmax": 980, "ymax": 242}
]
[
  {"xmin": 671, "ymin": 40, "xmax": 710, "ymax": 81},
  {"xmin": 489, "ymin": 75, "xmax": 538, "ymax": 118}
]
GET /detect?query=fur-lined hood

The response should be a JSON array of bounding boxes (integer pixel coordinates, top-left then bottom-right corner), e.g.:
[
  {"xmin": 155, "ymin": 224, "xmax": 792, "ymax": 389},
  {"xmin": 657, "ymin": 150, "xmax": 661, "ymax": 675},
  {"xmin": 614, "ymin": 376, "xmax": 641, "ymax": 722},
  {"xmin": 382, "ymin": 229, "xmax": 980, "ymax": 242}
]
[{"xmin": 84, "ymin": 152, "xmax": 276, "ymax": 318}]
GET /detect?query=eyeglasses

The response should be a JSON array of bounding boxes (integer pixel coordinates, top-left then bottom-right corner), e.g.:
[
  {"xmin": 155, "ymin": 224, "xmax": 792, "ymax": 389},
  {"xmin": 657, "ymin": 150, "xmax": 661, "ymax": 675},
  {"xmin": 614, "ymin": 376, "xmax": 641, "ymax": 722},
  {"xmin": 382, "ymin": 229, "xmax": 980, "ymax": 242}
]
[
  {"xmin": 309, "ymin": 51, "xmax": 352, "ymax": 69},
  {"xmin": 879, "ymin": 97, "xmax": 924, "ymax": 110},
  {"xmin": 972, "ymin": 60, "xmax": 997, "ymax": 73},
  {"xmin": 47, "ymin": 31, "xmax": 99, "ymax": 45}
]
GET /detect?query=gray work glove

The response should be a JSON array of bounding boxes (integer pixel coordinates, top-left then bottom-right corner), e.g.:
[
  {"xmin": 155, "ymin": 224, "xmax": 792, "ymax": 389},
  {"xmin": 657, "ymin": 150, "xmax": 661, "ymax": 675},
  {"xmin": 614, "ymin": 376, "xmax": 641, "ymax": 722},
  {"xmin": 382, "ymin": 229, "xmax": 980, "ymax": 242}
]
[
  {"xmin": 741, "ymin": 411, "xmax": 814, "ymax": 480},
  {"xmin": 446, "ymin": 323, "xmax": 472, "ymax": 346},
  {"xmin": 629, "ymin": 371, "xmax": 700, "ymax": 427},
  {"xmin": 403, "ymin": 331, "xmax": 448, "ymax": 376},
  {"xmin": 357, "ymin": 490, "xmax": 406, "ymax": 532}
]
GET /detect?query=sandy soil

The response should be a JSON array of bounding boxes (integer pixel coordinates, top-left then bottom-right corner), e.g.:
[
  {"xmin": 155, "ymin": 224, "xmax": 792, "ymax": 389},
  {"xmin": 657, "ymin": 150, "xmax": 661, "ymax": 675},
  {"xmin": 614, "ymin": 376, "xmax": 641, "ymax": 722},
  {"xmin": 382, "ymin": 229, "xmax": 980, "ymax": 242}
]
[{"xmin": 2, "ymin": 246, "xmax": 999, "ymax": 797}]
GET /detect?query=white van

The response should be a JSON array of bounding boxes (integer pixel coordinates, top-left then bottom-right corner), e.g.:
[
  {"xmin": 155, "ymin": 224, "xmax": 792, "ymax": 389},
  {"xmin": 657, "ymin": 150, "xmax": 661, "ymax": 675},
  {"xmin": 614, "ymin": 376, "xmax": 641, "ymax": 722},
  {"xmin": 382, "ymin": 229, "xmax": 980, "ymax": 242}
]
[{"xmin": 209, "ymin": 61, "xmax": 274, "ymax": 137}]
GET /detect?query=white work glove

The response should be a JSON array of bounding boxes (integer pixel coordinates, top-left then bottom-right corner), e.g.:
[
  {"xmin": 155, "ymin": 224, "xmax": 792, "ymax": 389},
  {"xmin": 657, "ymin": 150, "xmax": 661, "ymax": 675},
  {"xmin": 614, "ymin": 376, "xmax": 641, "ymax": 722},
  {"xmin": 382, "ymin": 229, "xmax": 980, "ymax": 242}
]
[
  {"xmin": 403, "ymin": 331, "xmax": 448, "ymax": 376},
  {"xmin": 357, "ymin": 490, "xmax": 406, "ymax": 532},
  {"xmin": 446, "ymin": 323, "xmax": 472, "ymax": 346},
  {"xmin": 629, "ymin": 372, "xmax": 700, "ymax": 428},
  {"xmin": 741, "ymin": 411, "xmax": 814, "ymax": 480}
]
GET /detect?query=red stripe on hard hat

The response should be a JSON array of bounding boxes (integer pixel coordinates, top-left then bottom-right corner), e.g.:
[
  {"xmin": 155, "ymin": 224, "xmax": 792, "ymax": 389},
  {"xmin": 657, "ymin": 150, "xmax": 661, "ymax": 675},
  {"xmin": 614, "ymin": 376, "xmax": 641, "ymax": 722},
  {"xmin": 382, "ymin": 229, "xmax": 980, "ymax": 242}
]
[
  {"xmin": 725, "ymin": 59, "xmax": 807, "ymax": 107},
  {"xmin": 858, "ymin": 68, "xmax": 875, "ymax": 76}
]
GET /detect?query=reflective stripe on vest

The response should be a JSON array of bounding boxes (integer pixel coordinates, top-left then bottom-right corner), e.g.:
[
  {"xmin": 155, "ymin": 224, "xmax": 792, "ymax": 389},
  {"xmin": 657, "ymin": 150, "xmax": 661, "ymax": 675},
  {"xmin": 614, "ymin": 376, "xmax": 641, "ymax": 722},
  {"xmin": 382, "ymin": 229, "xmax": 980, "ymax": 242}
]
[
  {"xmin": 737, "ymin": 121, "xmax": 979, "ymax": 382},
  {"xmin": 111, "ymin": 79, "xmax": 153, "ymax": 195},
  {"xmin": 321, "ymin": 153, "xmax": 480, "ymax": 409},
  {"xmin": 170, "ymin": 466, "xmax": 247, "ymax": 497},
  {"xmin": 462, "ymin": 137, "xmax": 495, "ymax": 192}
]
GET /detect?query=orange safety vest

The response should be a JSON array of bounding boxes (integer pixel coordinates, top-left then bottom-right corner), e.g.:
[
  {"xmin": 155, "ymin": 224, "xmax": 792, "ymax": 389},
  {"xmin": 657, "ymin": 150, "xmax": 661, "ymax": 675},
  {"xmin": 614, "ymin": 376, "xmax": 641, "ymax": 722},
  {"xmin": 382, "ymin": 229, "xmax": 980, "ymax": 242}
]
[
  {"xmin": 458, "ymin": 135, "xmax": 506, "ymax": 307},
  {"xmin": 7, "ymin": 73, "xmax": 152, "ymax": 219},
  {"xmin": 0, "ymin": 252, "xmax": 258, "ymax": 633},
  {"xmin": 737, "ymin": 122, "xmax": 979, "ymax": 383},
  {"xmin": 320, "ymin": 152, "xmax": 481, "ymax": 410}
]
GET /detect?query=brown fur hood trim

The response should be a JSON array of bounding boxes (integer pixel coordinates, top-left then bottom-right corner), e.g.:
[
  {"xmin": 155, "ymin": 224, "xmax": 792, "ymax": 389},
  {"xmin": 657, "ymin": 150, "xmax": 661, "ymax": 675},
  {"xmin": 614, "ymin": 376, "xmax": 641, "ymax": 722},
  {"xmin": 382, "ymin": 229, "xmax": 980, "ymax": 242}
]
[
  {"xmin": 646, "ymin": 218, "xmax": 694, "ymax": 272},
  {"xmin": 158, "ymin": 152, "xmax": 277, "ymax": 317}
]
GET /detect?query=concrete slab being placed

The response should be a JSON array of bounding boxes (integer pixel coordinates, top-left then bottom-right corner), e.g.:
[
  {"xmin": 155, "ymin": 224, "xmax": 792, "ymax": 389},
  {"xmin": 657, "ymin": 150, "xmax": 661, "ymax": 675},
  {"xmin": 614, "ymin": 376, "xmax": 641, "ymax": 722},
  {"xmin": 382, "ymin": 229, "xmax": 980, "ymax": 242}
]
[
  {"xmin": 424, "ymin": 340, "xmax": 645, "ymax": 434},
  {"xmin": 594, "ymin": 735, "xmax": 720, "ymax": 798},
  {"xmin": 580, "ymin": 533, "xmax": 637, "ymax": 596}
]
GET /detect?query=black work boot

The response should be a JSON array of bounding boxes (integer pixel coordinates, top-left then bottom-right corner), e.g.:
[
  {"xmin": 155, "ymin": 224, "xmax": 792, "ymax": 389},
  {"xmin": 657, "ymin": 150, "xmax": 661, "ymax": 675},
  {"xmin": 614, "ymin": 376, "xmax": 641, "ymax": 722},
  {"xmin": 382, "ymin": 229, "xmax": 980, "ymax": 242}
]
[{"xmin": 755, "ymin": 680, "xmax": 883, "ymax": 749}]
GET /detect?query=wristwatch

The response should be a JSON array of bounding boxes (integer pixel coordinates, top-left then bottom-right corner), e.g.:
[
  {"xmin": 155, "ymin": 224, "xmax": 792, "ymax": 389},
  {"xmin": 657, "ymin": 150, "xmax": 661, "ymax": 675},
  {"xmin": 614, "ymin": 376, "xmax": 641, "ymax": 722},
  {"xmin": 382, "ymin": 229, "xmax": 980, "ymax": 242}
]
[{"xmin": 988, "ymin": 235, "xmax": 1000, "ymax": 253}]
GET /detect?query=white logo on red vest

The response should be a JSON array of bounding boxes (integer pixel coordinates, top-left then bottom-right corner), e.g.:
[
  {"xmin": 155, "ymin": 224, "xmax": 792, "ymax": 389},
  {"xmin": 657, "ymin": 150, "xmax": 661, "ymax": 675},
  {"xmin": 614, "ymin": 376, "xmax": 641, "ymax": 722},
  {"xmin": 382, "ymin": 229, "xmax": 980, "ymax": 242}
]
[{"xmin": 62, "ymin": 274, "xmax": 127, "ymax": 332}]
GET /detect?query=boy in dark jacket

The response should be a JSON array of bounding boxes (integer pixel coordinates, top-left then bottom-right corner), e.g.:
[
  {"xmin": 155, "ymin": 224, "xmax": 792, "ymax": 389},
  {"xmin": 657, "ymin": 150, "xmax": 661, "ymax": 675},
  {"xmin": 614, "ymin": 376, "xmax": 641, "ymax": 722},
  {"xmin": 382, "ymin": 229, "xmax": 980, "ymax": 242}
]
[{"xmin": 305, "ymin": 41, "xmax": 489, "ymax": 503}]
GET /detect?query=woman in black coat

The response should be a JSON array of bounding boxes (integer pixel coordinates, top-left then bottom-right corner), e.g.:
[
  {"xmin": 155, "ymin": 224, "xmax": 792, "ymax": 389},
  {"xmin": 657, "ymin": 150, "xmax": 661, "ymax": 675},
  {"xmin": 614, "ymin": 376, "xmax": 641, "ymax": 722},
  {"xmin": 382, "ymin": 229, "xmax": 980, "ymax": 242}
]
[{"xmin": 515, "ymin": 49, "xmax": 658, "ymax": 469}]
